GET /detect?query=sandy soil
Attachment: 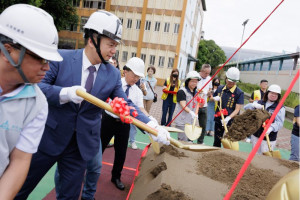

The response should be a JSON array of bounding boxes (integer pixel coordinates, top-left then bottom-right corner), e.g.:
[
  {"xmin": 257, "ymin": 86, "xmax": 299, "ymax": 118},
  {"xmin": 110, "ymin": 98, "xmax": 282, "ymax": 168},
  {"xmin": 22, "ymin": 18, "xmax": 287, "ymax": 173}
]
[
  {"xmin": 129, "ymin": 144, "xmax": 299, "ymax": 200},
  {"xmin": 226, "ymin": 109, "xmax": 270, "ymax": 141}
]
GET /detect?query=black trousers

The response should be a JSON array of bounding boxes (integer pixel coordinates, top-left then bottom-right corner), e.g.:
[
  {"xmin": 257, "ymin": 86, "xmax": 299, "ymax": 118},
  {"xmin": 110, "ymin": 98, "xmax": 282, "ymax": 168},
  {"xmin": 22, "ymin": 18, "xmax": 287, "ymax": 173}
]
[
  {"xmin": 213, "ymin": 119, "xmax": 233, "ymax": 147},
  {"xmin": 197, "ymin": 107, "xmax": 207, "ymax": 144},
  {"xmin": 100, "ymin": 112, "xmax": 130, "ymax": 179}
]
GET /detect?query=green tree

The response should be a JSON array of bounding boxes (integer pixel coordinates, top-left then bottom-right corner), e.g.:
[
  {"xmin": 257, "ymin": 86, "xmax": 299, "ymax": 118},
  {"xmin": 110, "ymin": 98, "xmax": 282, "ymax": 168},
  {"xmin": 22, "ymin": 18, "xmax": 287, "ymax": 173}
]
[
  {"xmin": 196, "ymin": 40, "xmax": 226, "ymax": 71},
  {"xmin": 0, "ymin": 0, "xmax": 78, "ymax": 31}
]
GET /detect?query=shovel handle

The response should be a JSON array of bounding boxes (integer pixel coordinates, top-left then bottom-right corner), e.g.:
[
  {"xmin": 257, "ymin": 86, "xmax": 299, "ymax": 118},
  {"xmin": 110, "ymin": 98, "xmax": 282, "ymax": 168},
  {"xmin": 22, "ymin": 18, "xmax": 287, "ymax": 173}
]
[{"xmin": 76, "ymin": 89, "xmax": 182, "ymax": 148}]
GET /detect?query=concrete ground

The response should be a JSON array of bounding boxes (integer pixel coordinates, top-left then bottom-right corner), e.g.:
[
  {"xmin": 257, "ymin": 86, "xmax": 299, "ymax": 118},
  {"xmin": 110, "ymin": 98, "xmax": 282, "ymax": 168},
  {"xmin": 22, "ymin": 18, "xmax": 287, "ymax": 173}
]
[{"xmin": 149, "ymin": 86, "xmax": 292, "ymax": 151}]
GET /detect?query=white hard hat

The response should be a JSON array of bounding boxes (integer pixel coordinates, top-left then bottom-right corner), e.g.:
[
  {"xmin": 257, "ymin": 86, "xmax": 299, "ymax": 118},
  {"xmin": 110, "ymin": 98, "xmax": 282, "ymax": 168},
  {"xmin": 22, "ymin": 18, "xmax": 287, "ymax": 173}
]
[
  {"xmin": 125, "ymin": 57, "xmax": 145, "ymax": 78},
  {"xmin": 0, "ymin": 4, "xmax": 62, "ymax": 61},
  {"xmin": 84, "ymin": 10, "xmax": 122, "ymax": 43},
  {"xmin": 268, "ymin": 84, "xmax": 281, "ymax": 94},
  {"xmin": 226, "ymin": 67, "xmax": 240, "ymax": 82},
  {"xmin": 186, "ymin": 71, "xmax": 201, "ymax": 81}
]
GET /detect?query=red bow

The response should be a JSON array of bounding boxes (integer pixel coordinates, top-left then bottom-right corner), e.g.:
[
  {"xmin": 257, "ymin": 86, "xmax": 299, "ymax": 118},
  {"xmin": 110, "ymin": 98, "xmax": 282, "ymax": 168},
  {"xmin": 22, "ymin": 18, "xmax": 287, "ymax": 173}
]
[
  {"xmin": 195, "ymin": 96, "xmax": 205, "ymax": 104},
  {"xmin": 214, "ymin": 109, "xmax": 228, "ymax": 117},
  {"xmin": 110, "ymin": 97, "xmax": 138, "ymax": 124}
]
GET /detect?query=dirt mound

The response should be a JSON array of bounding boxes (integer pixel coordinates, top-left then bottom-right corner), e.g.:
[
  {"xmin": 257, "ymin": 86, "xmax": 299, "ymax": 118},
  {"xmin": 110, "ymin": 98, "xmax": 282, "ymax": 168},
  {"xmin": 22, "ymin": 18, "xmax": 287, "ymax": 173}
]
[
  {"xmin": 226, "ymin": 109, "xmax": 270, "ymax": 141},
  {"xmin": 146, "ymin": 184, "xmax": 192, "ymax": 200},
  {"xmin": 197, "ymin": 152, "xmax": 282, "ymax": 200},
  {"xmin": 151, "ymin": 162, "xmax": 167, "ymax": 177},
  {"xmin": 160, "ymin": 145, "xmax": 186, "ymax": 158}
]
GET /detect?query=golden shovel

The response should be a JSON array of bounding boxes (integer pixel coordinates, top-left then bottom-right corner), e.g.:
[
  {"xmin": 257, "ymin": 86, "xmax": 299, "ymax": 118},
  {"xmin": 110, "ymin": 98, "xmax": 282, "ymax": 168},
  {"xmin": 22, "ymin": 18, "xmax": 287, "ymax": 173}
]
[
  {"xmin": 218, "ymin": 100, "xmax": 239, "ymax": 151},
  {"xmin": 76, "ymin": 90, "xmax": 219, "ymax": 153},
  {"xmin": 263, "ymin": 133, "xmax": 281, "ymax": 158},
  {"xmin": 185, "ymin": 102, "xmax": 202, "ymax": 141}
]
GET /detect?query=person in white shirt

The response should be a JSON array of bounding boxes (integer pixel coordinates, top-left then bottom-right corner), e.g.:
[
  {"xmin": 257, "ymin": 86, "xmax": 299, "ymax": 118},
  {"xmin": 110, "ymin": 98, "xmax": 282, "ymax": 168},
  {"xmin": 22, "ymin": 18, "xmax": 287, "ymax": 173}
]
[
  {"xmin": 101, "ymin": 57, "xmax": 160, "ymax": 190},
  {"xmin": 0, "ymin": 4, "xmax": 62, "ymax": 199},
  {"xmin": 196, "ymin": 64, "xmax": 213, "ymax": 144}
]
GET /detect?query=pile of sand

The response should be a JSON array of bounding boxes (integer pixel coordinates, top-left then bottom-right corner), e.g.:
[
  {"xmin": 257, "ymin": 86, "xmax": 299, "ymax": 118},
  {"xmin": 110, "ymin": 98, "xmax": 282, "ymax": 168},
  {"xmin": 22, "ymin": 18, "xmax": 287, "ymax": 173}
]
[
  {"xmin": 226, "ymin": 109, "xmax": 270, "ymax": 141},
  {"xmin": 129, "ymin": 145, "xmax": 299, "ymax": 200}
]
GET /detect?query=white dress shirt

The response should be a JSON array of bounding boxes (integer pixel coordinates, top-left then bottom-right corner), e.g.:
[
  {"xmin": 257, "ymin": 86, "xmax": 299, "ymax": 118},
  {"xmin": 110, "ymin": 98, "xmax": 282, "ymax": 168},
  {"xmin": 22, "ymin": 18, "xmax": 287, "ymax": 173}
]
[{"xmin": 197, "ymin": 75, "xmax": 213, "ymax": 107}]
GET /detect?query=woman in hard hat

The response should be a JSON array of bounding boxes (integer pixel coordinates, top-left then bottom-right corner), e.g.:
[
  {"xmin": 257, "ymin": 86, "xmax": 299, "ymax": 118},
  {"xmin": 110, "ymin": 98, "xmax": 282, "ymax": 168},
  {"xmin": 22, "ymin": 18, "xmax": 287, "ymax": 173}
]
[
  {"xmin": 212, "ymin": 67, "xmax": 244, "ymax": 147},
  {"xmin": 161, "ymin": 69, "xmax": 181, "ymax": 126},
  {"xmin": 174, "ymin": 71, "xmax": 201, "ymax": 141},
  {"xmin": 245, "ymin": 84, "xmax": 285, "ymax": 154}
]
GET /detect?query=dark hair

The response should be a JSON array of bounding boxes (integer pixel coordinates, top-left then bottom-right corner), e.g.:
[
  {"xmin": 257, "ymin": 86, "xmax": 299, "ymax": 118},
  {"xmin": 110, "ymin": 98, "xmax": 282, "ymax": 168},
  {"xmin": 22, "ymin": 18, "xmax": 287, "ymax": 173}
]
[
  {"xmin": 147, "ymin": 66, "xmax": 156, "ymax": 74},
  {"xmin": 212, "ymin": 77, "xmax": 220, "ymax": 86},
  {"xmin": 260, "ymin": 79, "xmax": 268, "ymax": 83},
  {"xmin": 111, "ymin": 56, "xmax": 119, "ymax": 69},
  {"xmin": 262, "ymin": 91, "xmax": 281, "ymax": 103},
  {"xmin": 169, "ymin": 69, "xmax": 179, "ymax": 87},
  {"xmin": 123, "ymin": 65, "xmax": 131, "ymax": 71}
]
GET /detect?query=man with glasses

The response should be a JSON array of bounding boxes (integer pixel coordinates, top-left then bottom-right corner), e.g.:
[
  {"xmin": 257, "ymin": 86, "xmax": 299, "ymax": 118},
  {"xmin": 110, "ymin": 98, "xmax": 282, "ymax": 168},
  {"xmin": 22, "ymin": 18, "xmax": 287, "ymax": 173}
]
[
  {"xmin": 16, "ymin": 10, "xmax": 170, "ymax": 200},
  {"xmin": 0, "ymin": 4, "xmax": 62, "ymax": 199}
]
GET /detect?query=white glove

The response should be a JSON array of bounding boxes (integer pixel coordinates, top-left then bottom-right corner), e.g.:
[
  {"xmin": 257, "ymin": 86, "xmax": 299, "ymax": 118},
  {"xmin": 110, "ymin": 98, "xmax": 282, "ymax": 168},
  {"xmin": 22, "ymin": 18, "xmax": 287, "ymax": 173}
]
[
  {"xmin": 148, "ymin": 116, "xmax": 158, "ymax": 125},
  {"xmin": 252, "ymin": 101, "xmax": 263, "ymax": 109},
  {"xmin": 66, "ymin": 86, "xmax": 86, "ymax": 104},
  {"xmin": 266, "ymin": 127, "xmax": 273, "ymax": 135},
  {"xmin": 213, "ymin": 96, "xmax": 220, "ymax": 102},
  {"xmin": 189, "ymin": 111, "xmax": 197, "ymax": 119},
  {"xmin": 222, "ymin": 116, "xmax": 231, "ymax": 126},
  {"xmin": 147, "ymin": 121, "xmax": 170, "ymax": 145}
]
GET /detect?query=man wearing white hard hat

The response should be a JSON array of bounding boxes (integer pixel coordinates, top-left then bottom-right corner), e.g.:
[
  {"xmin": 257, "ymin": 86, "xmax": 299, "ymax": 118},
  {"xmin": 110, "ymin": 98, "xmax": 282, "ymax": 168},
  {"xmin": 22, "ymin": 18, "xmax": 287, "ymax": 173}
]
[
  {"xmin": 101, "ymin": 57, "xmax": 159, "ymax": 190},
  {"xmin": 244, "ymin": 84, "xmax": 285, "ymax": 154},
  {"xmin": 16, "ymin": 11, "xmax": 170, "ymax": 200},
  {"xmin": 0, "ymin": 4, "xmax": 62, "ymax": 199},
  {"xmin": 212, "ymin": 67, "xmax": 244, "ymax": 147}
]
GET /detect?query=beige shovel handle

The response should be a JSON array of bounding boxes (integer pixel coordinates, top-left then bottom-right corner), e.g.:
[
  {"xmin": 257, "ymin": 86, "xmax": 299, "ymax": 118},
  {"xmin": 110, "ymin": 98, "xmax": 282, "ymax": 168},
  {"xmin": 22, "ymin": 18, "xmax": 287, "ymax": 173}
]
[
  {"xmin": 265, "ymin": 134, "xmax": 273, "ymax": 153},
  {"xmin": 76, "ymin": 89, "xmax": 184, "ymax": 148},
  {"xmin": 219, "ymin": 98, "xmax": 228, "ymax": 133}
]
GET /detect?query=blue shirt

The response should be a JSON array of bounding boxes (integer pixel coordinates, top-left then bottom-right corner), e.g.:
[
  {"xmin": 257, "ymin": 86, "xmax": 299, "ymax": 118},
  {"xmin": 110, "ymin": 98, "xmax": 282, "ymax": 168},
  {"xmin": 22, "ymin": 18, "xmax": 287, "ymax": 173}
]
[
  {"xmin": 292, "ymin": 105, "xmax": 299, "ymax": 136},
  {"xmin": 213, "ymin": 85, "xmax": 244, "ymax": 118}
]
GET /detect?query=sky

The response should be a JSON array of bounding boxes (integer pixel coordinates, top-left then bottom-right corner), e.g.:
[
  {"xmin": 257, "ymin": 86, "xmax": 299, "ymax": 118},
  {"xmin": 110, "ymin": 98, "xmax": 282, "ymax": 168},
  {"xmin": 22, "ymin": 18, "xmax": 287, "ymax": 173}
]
[{"xmin": 203, "ymin": 0, "xmax": 300, "ymax": 53}]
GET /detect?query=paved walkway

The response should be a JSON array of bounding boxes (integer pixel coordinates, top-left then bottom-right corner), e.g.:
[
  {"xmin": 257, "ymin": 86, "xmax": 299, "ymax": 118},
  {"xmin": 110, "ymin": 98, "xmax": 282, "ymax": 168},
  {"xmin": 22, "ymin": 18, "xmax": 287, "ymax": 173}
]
[{"xmin": 148, "ymin": 86, "xmax": 292, "ymax": 150}]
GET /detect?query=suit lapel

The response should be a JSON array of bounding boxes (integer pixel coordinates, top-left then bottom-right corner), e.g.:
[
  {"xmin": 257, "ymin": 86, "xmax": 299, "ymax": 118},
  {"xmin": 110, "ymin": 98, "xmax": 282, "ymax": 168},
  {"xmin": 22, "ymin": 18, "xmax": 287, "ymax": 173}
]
[{"xmin": 71, "ymin": 49, "xmax": 83, "ymax": 110}]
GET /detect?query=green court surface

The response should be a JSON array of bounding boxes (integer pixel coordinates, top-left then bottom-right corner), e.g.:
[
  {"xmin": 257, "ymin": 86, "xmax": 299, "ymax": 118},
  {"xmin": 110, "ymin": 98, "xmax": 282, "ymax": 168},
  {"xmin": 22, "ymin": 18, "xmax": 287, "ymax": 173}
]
[{"xmin": 29, "ymin": 129, "xmax": 291, "ymax": 199}]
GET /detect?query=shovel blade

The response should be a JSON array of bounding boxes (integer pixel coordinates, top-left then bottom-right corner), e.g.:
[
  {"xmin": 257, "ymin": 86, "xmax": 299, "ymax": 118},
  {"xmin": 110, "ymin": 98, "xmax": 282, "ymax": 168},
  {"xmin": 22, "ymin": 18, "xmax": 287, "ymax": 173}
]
[
  {"xmin": 185, "ymin": 124, "xmax": 202, "ymax": 141},
  {"xmin": 221, "ymin": 138, "xmax": 239, "ymax": 151},
  {"xmin": 185, "ymin": 144, "xmax": 219, "ymax": 152},
  {"xmin": 263, "ymin": 150, "xmax": 281, "ymax": 159}
]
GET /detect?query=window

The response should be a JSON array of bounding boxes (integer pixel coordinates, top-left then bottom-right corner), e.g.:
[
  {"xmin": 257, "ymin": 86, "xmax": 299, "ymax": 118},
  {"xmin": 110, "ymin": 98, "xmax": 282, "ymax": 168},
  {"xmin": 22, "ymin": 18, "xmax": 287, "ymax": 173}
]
[
  {"xmin": 80, "ymin": 16, "xmax": 89, "ymax": 32},
  {"xmin": 73, "ymin": 0, "xmax": 80, "ymax": 7},
  {"xmin": 83, "ymin": 0, "xmax": 106, "ymax": 9},
  {"xmin": 149, "ymin": 55, "xmax": 155, "ymax": 65},
  {"xmin": 168, "ymin": 57, "xmax": 174, "ymax": 68},
  {"xmin": 127, "ymin": 19, "xmax": 132, "ymax": 29},
  {"xmin": 136, "ymin": 20, "xmax": 141, "ymax": 29},
  {"xmin": 174, "ymin": 23, "xmax": 180, "ymax": 34},
  {"xmin": 158, "ymin": 56, "xmax": 165, "ymax": 67},
  {"xmin": 120, "ymin": 18, "xmax": 123, "ymax": 24},
  {"xmin": 145, "ymin": 20, "xmax": 151, "ymax": 31},
  {"xmin": 164, "ymin": 22, "xmax": 170, "ymax": 32},
  {"xmin": 122, "ymin": 51, "xmax": 128, "ymax": 62},
  {"xmin": 66, "ymin": 24, "xmax": 78, "ymax": 32},
  {"xmin": 154, "ymin": 22, "xmax": 160, "ymax": 31},
  {"xmin": 131, "ymin": 52, "xmax": 136, "ymax": 57},
  {"xmin": 141, "ymin": 54, "xmax": 146, "ymax": 63}
]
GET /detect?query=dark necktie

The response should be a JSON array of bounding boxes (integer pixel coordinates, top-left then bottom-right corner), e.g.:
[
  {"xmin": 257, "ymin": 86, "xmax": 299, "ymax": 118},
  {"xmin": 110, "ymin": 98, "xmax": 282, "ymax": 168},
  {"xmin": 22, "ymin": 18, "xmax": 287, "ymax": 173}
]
[
  {"xmin": 85, "ymin": 66, "xmax": 96, "ymax": 93},
  {"xmin": 125, "ymin": 85, "xmax": 131, "ymax": 97}
]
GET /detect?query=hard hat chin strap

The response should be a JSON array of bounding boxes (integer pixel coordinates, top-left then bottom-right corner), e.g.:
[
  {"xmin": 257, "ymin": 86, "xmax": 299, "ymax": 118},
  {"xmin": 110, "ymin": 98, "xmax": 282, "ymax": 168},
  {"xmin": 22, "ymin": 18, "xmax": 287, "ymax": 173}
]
[
  {"xmin": 0, "ymin": 41, "xmax": 30, "ymax": 83},
  {"xmin": 89, "ymin": 33, "xmax": 108, "ymax": 65}
]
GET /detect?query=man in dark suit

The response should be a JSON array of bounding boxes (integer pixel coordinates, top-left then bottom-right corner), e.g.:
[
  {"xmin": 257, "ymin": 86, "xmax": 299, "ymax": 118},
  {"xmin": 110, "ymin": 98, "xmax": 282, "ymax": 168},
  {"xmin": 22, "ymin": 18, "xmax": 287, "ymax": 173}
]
[{"xmin": 15, "ymin": 10, "xmax": 170, "ymax": 200}]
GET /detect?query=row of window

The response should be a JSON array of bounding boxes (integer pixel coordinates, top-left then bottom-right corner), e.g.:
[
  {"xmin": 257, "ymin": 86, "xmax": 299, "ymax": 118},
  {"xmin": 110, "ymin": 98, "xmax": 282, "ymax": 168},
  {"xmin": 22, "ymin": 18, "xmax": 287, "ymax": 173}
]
[
  {"xmin": 73, "ymin": 0, "xmax": 106, "ymax": 9},
  {"xmin": 116, "ymin": 50, "xmax": 174, "ymax": 68},
  {"xmin": 122, "ymin": 18, "xmax": 179, "ymax": 33}
]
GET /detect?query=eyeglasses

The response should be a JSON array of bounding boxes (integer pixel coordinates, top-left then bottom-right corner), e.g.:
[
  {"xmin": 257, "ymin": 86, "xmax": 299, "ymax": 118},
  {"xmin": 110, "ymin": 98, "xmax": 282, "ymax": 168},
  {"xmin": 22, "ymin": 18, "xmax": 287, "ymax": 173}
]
[
  {"xmin": 8, "ymin": 43, "xmax": 49, "ymax": 64},
  {"xmin": 25, "ymin": 50, "xmax": 49, "ymax": 64}
]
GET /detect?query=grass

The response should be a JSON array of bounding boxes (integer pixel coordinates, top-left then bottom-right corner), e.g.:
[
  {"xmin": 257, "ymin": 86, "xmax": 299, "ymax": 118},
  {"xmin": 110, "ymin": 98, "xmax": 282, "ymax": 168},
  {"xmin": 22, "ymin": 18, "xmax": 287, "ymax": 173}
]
[{"xmin": 283, "ymin": 120, "xmax": 293, "ymax": 130}]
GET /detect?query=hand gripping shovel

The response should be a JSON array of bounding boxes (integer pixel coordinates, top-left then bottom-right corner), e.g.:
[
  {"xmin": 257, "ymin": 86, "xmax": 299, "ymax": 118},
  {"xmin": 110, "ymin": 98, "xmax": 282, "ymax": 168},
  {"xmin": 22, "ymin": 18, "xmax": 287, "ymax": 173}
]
[
  {"xmin": 262, "ymin": 121, "xmax": 281, "ymax": 158},
  {"xmin": 76, "ymin": 90, "xmax": 219, "ymax": 153},
  {"xmin": 219, "ymin": 100, "xmax": 239, "ymax": 151},
  {"xmin": 185, "ymin": 101, "xmax": 202, "ymax": 141}
]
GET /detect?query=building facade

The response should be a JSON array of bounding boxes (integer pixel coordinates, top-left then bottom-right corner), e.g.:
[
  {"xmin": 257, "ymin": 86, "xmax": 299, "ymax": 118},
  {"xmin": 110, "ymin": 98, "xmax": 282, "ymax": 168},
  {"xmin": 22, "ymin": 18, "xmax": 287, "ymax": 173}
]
[{"xmin": 59, "ymin": 0, "xmax": 206, "ymax": 84}]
